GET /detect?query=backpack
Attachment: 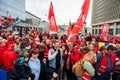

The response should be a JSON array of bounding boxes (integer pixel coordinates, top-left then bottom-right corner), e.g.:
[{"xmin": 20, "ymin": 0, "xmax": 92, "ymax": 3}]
[{"xmin": 72, "ymin": 59, "xmax": 84, "ymax": 76}]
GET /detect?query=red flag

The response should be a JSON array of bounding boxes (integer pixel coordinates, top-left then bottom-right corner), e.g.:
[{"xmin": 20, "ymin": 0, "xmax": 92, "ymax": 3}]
[
  {"xmin": 101, "ymin": 23, "xmax": 108, "ymax": 35},
  {"xmin": 48, "ymin": 1, "xmax": 58, "ymax": 35},
  {"xmin": 67, "ymin": 20, "xmax": 72, "ymax": 38},
  {"xmin": 68, "ymin": 0, "xmax": 90, "ymax": 41}
]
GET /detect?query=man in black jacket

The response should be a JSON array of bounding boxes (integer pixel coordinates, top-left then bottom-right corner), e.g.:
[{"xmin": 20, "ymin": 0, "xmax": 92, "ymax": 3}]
[{"xmin": 37, "ymin": 43, "xmax": 58, "ymax": 80}]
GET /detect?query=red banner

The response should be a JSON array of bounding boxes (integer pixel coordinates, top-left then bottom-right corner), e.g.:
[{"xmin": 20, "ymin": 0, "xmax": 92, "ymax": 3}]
[
  {"xmin": 68, "ymin": 0, "xmax": 90, "ymax": 42},
  {"xmin": 48, "ymin": 1, "xmax": 58, "ymax": 35},
  {"xmin": 102, "ymin": 23, "xmax": 108, "ymax": 35}
]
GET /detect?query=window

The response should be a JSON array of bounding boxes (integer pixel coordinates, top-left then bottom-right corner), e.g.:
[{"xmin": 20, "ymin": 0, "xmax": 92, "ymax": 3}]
[
  {"xmin": 109, "ymin": 29, "xmax": 113, "ymax": 35},
  {"xmin": 95, "ymin": 29, "xmax": 97, "ymax": 34},
  {"xmin": 92, "ymin": 30, "xmax": 94, "ymax": 34},
  {"xmin": 99, "ymin": 29, "xmax": 101, "ymax": 34},
  {"xmin": 116, "ymin": 28, "xmax": 120, "ymax": 34},
  {"xmin": 117, "ymin": 22, "xmax": 120, "ymax": 25}
]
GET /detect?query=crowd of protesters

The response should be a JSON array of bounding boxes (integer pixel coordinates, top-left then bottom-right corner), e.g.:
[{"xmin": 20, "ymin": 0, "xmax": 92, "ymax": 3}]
[{"xmin": 0, "ymin": 29, "xmax": 120, "ymax": 80}]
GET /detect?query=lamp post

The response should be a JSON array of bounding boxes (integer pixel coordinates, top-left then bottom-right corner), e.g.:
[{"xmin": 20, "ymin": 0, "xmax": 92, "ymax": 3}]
[{"xmin": 6, "ymin": 11, "xmax": 9, "ymax": 16}]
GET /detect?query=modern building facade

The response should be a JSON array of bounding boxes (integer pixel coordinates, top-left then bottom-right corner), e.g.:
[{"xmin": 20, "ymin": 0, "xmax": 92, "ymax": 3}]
[
  {"xmin": 0, "ymin": 0, "xmax": 25, "ymax": 19},
  {"xmin": 92, "ymin": 0, "xmax": 120, "ymax": 35},
  {"xmin": 0, "ymin": 0, "xmax": 49, "ymax": 33},
  {"xmin": 26, "ymin": 11, "xmax": 41, "ymax": 25}
]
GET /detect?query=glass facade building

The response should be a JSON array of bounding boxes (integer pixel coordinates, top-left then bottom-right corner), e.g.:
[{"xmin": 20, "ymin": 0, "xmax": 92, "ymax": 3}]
[
  {"xmin": 92, "ymin": 0, "xmax": 120, "ymax": 35},
  {"xmin": 26, "ymin": 11, "xmax": 41, "ymax": 25},
  {"xmin": 0, "ymin": 0, "xmax": 25, "ymax": 19}
]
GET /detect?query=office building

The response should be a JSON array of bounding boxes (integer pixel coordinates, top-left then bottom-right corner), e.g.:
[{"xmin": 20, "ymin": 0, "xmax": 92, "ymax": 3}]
[
  {"xmin": 26, "ymin": 11, "xmax": 41, "ymax": 25},
  {"xmin": 0, "ymin": 0, "xmax": 25, "ymax": 19},
  {"xmin": 92, "ymin": 0, "xmax": 120, "ymax": 35}
]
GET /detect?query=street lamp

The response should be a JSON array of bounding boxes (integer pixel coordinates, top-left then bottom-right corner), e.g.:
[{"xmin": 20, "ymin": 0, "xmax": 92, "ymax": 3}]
[{"xmin": 6, "ymin": 11, "xmax": 9, "ymax": 16}]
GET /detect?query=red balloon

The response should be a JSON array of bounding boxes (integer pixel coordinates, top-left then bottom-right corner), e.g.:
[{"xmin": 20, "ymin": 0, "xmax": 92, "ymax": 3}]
[{"xmin": 7, "ymin": 17, "xmax": 13, "ymax": 23}]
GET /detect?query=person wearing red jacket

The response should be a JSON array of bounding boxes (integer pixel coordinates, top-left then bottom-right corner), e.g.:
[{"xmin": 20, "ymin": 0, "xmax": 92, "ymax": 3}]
[
  {"xmin": 112, "ymin": 41, "xmax": 120, "ymax": 80},
  {"xmin": 69, "ymin": 46, "xmax": 81, "ymax": 65},
  {"xmin": 0, "ymin": 39, "xmax": 7, "ymax": 67},
  {"xmin": 2, "ymin": 44, "xmax": 18, "ymax": 79},
  {"xmin": 68, "ymin": 40, "xmax": 81, "ymax": 64},
  {"xmin": 5, "ymin": 36, "xmax": 14, "ymax": 48},
  {"xmin": 2, "ymin": 44, "xmax": 18, "ymax": 71},
  {"xmin": 68, "ymin": 42, "xmax": 80, "ymax": 80}
]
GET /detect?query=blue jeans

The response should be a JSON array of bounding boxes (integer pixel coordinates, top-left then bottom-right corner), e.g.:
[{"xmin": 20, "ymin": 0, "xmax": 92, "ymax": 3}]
[{"xmin": 77, "ymin": 76, "xmax": 82, "ymax": 80}]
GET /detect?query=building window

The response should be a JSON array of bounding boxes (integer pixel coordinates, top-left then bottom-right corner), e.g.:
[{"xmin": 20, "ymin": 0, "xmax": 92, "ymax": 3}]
[
  {"xmin": 116, "ymin": 28, "xmax": 120, "ymax": 34},
  {"xmin": 109, "ymin": 23, "xmax": 114, "ymax": 26},
  {"xmin": 92, "ymin": 30, "xmax": 94, "ymax": 34},
  {"xmin": 85, "ymin": 28, "xmax": 87, "ymax": 33},
  {"xmin": 95, "ymin": 29, "xmax": 97, "ymax": 34},
  {"xmin": 117, "ymin": 22, "xmax": 120, "ymax": 25},
  {"xmin": 119, "ymin": 14, "xmax": 120, "ymax": 18},
  {"xmin": 99, "ymin": 29, "xmax": 101, "ymax": 34},
  {"xmin": 109, "ymin": 29, "xmax": 113, "ymax": 35}
]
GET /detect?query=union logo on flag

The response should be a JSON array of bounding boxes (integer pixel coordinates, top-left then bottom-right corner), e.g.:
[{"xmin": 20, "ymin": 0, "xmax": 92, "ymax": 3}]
[{"xmin": 102, "ymin": 23, "xmax": 109, "ymax": 35}]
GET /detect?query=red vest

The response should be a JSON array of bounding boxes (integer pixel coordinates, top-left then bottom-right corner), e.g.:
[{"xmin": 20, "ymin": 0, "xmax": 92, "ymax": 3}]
[
  {"xmin": 99, "ymin": 53, "xmax": 115, "ymax": 73},
  {"xmin": 82, "ymin": 71, "xmax": 91, "ymax": 80}
]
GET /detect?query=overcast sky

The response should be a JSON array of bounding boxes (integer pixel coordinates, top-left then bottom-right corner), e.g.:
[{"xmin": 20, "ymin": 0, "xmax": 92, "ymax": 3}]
[{"xmin": 25, "ymin": 0, "xmax": 92, "ymax": 27}]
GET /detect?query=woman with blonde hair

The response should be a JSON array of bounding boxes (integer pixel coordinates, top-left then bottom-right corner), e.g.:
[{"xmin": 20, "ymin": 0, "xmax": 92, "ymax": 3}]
[{"xmin": 81, "ymin": 51, "xmax": 96, "ymax": 80}]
